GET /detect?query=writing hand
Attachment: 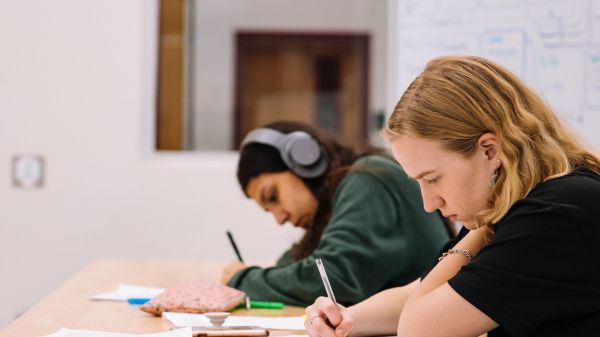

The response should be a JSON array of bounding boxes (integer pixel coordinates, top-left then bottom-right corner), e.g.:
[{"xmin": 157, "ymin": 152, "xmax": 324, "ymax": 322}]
[
  {"xmin": 220, "ymin": 261, "xmax": 246, "ymax": 284},
  {"xmin": 305, "ymin": 297, "xmax": 354, "ymax": 337}
]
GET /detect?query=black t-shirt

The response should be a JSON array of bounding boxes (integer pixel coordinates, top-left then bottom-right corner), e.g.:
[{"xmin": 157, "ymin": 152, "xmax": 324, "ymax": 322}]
[{"xmin": 434, "ymin": 168, "xmax": 600, "ymax": 336}]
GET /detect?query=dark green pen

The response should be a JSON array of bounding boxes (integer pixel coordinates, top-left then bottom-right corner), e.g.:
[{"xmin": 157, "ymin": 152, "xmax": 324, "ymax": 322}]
[{"xmin": 226, "ymin": 230, "xmax": 244, "ymax": 263}]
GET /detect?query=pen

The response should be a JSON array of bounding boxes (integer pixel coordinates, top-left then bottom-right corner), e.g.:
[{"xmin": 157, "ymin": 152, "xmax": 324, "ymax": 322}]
[
  {"xmin": 315, "ymin": 258, "xmax": 338, "ymax": 309},
  {"xmin": 226, "ymin": 230, "xmax": 244, "ymax": 263}
]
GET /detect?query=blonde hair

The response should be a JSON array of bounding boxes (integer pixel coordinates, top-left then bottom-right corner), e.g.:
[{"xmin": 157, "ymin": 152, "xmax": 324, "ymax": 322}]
[{"xmin": 382, "ymin": 55, "xmax": 600, "ymax": 227}]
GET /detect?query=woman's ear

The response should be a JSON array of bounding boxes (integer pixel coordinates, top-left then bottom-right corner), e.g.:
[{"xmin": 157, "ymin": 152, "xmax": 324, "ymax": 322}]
[{"xmin": 478, "ymin": 133, "xmax": 500, "ymax": 163}]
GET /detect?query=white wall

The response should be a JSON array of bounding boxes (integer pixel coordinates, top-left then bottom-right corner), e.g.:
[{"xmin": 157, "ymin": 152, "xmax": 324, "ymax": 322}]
[
  {"xmin": 0, "ymin": 0, "xmax": 302, "ymax": 328},
  {"xmin": 192, "ymin": 0, "xmax": 389, "ymax": 150}
]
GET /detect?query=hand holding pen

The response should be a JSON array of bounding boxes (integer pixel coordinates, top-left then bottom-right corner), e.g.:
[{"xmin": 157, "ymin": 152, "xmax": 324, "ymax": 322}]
[
  {"xmin": 304, "ymin": 258, "xmax": 354, "ymax": 337},
  {"xmin": 222, "ymin": 230, "xmax": 285, "ymax": 310},
  {"xmin": 221, "ymin": 230, "xmax": 247, "ymax": 284}
]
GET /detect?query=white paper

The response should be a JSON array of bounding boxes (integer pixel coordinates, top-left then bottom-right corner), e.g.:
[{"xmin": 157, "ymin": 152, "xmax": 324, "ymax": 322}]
[
  {"xmin": 42, "ymin": 327, "xmax": 191, "ymax": 337},
  {"xmin": 90, "ymin": 284, "xmax": 165, "ymax": 301},
  {"xmin": 163, "ymin": 312, "xmax": 306, "ymax": 330}
]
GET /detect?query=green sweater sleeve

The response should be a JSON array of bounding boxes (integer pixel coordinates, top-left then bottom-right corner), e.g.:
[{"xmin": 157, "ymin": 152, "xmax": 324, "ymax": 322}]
[{"xmin": 227, "ymin": 156, "xmax": 448, "ymax": 306}]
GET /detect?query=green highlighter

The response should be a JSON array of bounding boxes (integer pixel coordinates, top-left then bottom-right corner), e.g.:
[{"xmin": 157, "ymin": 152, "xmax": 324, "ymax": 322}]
[{"xmin": 236, "ymin": 300, "xmax": 285, "ymax": 309}]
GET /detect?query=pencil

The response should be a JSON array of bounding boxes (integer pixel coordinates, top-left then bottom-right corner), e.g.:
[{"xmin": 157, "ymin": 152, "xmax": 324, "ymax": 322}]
[{"xmin": 226, "ymin": 230, "xmax": 244, "ymax": 263}]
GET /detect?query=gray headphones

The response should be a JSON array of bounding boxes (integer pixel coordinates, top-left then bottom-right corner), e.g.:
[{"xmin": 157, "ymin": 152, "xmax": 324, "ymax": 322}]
[{"xmin": 240, "ymin": 128, "xmax": 329, "ymax": 178}]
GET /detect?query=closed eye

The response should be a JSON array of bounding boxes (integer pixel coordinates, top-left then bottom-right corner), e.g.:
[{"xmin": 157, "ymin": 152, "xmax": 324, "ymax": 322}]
[
  {"xmin": 259, "ymin": 186, "xmax": 278, "ymax": 207},
  {"xmin": 267, "ymin": 188, "xmax": 278, "ymax": 203},
  {"xmin": 423, "ymin": 177, "xmax": 439, "ymax": 184}
]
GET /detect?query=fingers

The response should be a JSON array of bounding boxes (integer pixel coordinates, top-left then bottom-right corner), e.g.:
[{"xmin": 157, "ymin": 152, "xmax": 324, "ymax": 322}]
[
  {"xmin": 334, "ymin": 308, "xmax": 354, "ymax": 337},
  {"xmin": 308, "ymin": 315, "xmax": 338, "ymax": 337},
  {"xmin": 221, "ymin": 261, "xmax": 246, "ymax": 284},
  {"xmin": 316, "ymin": 296, "xmax": 343, "ymax": 326},
  {"xmin": 219, "ymin": 271, "xmax": 230, "ymax": 284},
  {"xmin": 305, "ymin": 297, "xmax": 351, "ymax": 337}
]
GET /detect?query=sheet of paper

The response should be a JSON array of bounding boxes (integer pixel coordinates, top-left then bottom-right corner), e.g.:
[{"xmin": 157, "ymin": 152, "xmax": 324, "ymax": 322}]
[
  {"xmin": 42, "ymin": 327, "xmax": 191, "ymax": 337},
  {"xmin": 163, "ymin": 312, "xmax": 306, "ymax": 330},
  {"xmin": 90, "ymin": 284, "xmax": 165, "ymax": 301}
]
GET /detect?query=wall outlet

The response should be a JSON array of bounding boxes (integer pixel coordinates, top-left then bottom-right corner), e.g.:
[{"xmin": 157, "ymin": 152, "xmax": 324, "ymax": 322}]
[{"xmin": 12, "ymin": 155, "xmax": 45, "ymax": 189}]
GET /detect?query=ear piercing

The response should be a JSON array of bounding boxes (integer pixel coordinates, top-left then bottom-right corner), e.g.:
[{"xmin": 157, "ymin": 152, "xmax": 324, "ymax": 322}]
[{"xmin": 489, "ymin": 160, "xmax": 501, "ymax": 188}]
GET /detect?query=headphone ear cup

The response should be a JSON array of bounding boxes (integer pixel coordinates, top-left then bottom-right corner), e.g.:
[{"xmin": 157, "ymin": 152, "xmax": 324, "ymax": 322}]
[
  {"xmin": 286, "ymin": 133, "xmax": 321, "ymax": 166},
  {"xmin": 240, "ymin": 128, "xmax": 329, "ymax": 178},
  {"xmin": 280, "ymin": 132, "xmax": 328, "ymax": 178},
  {"xmin": 291, "ymin": 152, "xmax": 328, "ymax": 178}
]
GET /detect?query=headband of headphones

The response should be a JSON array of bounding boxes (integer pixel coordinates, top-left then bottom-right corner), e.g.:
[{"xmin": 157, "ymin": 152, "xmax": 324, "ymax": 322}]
[{"xmin": 240, "ymin": 128, "xmax": 329, "ymax": 178}]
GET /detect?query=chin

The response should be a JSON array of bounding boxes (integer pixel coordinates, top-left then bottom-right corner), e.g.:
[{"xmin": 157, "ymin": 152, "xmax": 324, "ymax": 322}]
[{"xmin": 462, "ymin": 221, "xmax": 479, "ymax": 230}]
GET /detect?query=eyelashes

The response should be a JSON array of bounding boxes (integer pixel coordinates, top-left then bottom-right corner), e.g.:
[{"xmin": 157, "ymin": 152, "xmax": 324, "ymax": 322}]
[
  {"xmin": 423, "ymin": 177, "xmax": 439, "ymax": 184},
  {"xmin": 267, "ymin": 188, "xmax": 278, "ymax": 203}
]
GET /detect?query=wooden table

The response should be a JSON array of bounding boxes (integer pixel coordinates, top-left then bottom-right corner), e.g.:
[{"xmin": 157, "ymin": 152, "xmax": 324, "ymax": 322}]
[{"xmin": 0, "ymin": 259, "xmax": 306, "ymax": 337}]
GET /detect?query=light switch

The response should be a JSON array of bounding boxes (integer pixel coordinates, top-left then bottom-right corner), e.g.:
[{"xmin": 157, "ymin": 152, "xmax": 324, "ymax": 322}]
[{"xmin": 12, "ymin": 155, "xmax": 44, "ymax": 189}]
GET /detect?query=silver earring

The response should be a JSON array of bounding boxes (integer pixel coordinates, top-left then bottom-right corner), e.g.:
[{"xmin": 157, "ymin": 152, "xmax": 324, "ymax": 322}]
[
  {"xmin": 489, "ymin": 160, "xmax": 501, "ymax": 188},
  {"xmin": 489, "ymin": 172, "xmax": 497, "ymax": 187}
]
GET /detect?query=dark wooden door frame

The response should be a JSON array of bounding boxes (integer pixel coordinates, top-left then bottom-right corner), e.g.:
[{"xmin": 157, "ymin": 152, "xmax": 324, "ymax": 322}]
[
  {"xmin": 156, "ymin": 0, "xmax": 185, "ymax": 150},
  {"xmin": 233, "ymin": 31, "xmax": 370, "ymax": 149}
]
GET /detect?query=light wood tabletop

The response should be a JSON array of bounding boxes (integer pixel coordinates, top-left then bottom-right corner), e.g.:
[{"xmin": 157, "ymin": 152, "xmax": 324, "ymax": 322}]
[{"xmin": 0, "ymin": 259, "xmax": 306, "ymax": 337}]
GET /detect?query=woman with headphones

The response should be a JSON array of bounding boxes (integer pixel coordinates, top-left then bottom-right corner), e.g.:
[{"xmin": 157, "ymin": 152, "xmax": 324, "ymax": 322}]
[{"xmin": 220, "ymin": 120, "xmax": 451, "ymax": 306}]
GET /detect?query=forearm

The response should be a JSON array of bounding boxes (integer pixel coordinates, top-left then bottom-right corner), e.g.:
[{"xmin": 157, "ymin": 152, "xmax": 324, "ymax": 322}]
[
  {"xmin": 228, "ymin": 266, "xmax": 313, "ymax": 306},
  {"xmin": 411, "ymin": 229, "xmax": 486, "ymax": 300},
  {"xmin": 348, "ymin": 279, "xmax": 419, "ymax": 337},
  {"xmin": 399, "ymin": 229, "xmax": 488, "ymax": 332}
]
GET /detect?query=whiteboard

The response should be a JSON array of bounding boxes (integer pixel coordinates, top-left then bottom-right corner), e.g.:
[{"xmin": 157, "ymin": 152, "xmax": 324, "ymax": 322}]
[{"xmin": 391, "ymin": 0, "xmax": 600, "ymax": 149}]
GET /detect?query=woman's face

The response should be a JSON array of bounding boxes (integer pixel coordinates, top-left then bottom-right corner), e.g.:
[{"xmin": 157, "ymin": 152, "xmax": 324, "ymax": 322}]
[
  {"xmin": 391, "ymin": 134, "xmax": 500, "ymax": 229},
  {"xmin": 245, "ymin": 171, "xmax": 318, "ymax": 229}
]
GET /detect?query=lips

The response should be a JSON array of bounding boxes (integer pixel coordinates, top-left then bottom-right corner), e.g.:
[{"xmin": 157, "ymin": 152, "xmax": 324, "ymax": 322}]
[
  {"xmin": 442, "ymin": 213, "xmax": 458, "ymax": 222},
  {"xmin": 294, "ymin": 215, "xmax": 308, "ymax": 228}
]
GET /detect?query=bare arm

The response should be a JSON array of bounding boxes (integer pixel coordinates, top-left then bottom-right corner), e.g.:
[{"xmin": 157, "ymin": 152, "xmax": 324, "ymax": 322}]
[
  {"xmin": 398, "ymin": 228, "xmax": 498, "ymax": 337},
  {"xmin": 348, "ymin": 279, "xmax": 419, "ymax": 336}
]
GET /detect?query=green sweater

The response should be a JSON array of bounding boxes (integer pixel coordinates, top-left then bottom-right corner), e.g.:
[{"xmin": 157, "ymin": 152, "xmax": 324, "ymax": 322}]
[{"xmin": 228, "ymin": 155, "xmax": 449, "ymax": 306}]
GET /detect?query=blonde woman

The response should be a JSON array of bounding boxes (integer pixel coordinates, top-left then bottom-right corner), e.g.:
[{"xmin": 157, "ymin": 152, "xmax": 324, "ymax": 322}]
[{"xmin": 304, "ymin": 56, "xmax": 600, "ymax": 337}]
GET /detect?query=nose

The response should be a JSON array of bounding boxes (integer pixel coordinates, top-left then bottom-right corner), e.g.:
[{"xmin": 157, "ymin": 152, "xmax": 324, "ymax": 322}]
[
  {"xmin": 271, "ymin": 207, "xmax": 289, "ymax": 225},
  {"xmin": 419, "ymin": 184, "xmax": 444, "ymax": 213}
]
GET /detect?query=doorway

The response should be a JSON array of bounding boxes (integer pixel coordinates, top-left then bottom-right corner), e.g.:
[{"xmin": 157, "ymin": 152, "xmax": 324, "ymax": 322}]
[{"xmin": 234, "ymin": 32, "xmax": 369, "ymax": 148}]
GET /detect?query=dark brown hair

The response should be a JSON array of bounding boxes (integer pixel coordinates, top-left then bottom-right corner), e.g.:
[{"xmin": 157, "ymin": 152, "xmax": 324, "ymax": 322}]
[{"xmin": 238, "ymin": 120, "xmax": 386, "ymax": 260}]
